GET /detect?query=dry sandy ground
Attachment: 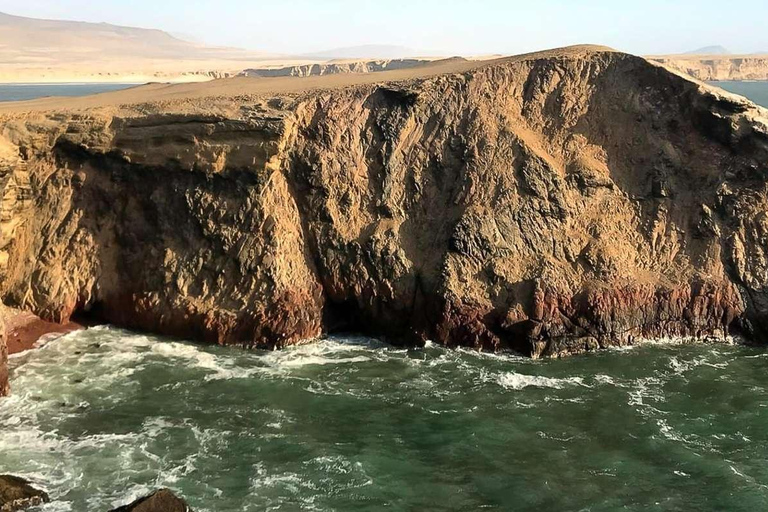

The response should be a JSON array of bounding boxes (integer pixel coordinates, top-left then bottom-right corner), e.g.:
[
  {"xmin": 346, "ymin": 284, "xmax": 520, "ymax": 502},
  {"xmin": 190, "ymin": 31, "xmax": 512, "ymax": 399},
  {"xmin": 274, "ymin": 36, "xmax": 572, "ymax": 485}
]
[
  {"xmin": 0, "ymin": 45, "xmax": 614, "ymax": 114},
  {"xmin": 0, "ymin": 12, "xmax": 457, "ymax": 84},
  {"xmin": 0, "ymin": 58, "xmax": 343, "ymax": 84},
  {"xmin": 0, "ymin": 10, "xmax": 286, "ymax": 83}
]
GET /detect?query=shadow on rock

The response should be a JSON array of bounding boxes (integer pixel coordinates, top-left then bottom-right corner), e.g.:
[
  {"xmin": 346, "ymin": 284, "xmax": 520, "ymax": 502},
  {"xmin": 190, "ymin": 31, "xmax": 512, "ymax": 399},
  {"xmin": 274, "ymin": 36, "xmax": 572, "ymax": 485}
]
[
  {"xmin": 0, "ymin": 475, "xmax": 49, "ymax": 512},
  {"xmin": 109, "ymin": 489, "xmax": 192, "ymax": 512}
]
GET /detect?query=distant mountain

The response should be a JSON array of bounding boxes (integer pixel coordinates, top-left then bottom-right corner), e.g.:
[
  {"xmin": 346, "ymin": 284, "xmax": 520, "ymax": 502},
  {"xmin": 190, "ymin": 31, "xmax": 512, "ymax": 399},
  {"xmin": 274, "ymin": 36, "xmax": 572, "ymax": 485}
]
[
  {"xmin": 0, "ymin": 11, "xmax": 279, "ymax": 82},
  {"xmin": 0, "ymin": 11, "xmax": 198, "ymax": 60},
  {"xmin": 684, "ymin": 45, "xmax": 731, "ymax": 55},
  {"xmin": 298, "ymin": 44, "xmax": 442, "ymax": 60},
  {"xmin": 0, "ymin": 11, "xmax": 271, "ymax": 65}
]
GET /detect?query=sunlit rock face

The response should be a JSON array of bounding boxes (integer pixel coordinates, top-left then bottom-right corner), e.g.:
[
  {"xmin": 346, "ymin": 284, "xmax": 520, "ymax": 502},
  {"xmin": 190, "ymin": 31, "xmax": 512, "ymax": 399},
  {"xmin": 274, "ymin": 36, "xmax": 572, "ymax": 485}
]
[
  {"xmin": 650, "ymin": 55, "xmax": 768, "ymax": 81},
  {"xmin": 1, "ymin": 45, "xmax": 767, "ymax": 375}
]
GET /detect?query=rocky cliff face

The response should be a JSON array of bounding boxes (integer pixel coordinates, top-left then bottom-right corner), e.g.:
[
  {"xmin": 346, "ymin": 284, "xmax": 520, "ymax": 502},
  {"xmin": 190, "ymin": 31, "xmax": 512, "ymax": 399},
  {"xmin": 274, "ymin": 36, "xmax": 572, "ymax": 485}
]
[
  {"xmin": 650, "ymin": 55, "xmax": 768, "ymax": 81},
  {"xmin": 240, "ymin": 58, "xmax": 459, "ymax": 78},
  {"xmin": 1, "ymin": 47, "xmax": 767, "ymax": 389}
]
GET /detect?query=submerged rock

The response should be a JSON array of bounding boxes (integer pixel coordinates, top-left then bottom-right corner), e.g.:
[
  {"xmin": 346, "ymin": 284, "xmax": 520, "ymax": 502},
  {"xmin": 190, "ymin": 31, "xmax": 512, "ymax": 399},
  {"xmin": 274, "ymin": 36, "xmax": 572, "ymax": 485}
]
[
  {"xmin": 0, "ymin": 475, "xmax": 49, "ymax": 512},
  {"xmin": 109, "ymin": 489, "xmax": 192, "ymax": 512},
  {"xmin": 0, "ymin": 45, "xmax": 767, "ymax": 360}
]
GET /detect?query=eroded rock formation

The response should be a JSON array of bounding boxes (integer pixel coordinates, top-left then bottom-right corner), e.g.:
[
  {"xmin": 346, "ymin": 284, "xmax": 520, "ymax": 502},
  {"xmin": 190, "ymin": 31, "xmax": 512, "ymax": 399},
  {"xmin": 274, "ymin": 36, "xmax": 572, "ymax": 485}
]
[
  {"xmin": 240, "ymin": 58, "xmax": 461, "ymax": 78},
  {"xmin": 650, "ymin": 55, "xmax": 768, "ymax": 81},
  {"xmin": 1, "ymin": 46, "xmax": 767, "ymax": 376}
]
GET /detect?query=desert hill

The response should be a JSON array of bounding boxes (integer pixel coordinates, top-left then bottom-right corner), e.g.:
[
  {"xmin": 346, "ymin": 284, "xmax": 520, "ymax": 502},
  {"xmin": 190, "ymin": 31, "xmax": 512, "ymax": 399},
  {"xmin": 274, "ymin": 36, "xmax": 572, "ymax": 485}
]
[
  {"xmin": 0, "ymin": 11, "xmax": 306, "ymax": 83},
  {"xmin": 684, "ymin": 45, "xmax": 731, "ymax": 55},
  {"xmin": 0, "ymin": 12, "xmax": 465, "ymax": 84}
]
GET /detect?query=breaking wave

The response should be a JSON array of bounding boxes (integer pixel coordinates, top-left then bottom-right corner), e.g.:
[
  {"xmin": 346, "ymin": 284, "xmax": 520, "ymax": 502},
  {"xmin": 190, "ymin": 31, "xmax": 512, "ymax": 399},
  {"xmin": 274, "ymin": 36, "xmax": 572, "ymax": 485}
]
[
  {"xmin": 495, "ymin": 372, "xmax": 586, "ymax": 390},
  {"xmin": 1, "ymin": 326, "xmax": 767, "ymax": 511}
]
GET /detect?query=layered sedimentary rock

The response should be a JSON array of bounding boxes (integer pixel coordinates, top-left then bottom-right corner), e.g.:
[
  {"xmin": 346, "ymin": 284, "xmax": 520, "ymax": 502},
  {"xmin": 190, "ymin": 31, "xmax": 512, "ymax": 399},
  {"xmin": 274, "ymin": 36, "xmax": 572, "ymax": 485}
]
[
  {"xmin": 240, "ymin": 58, "xmax": 458, "ymax": 78},
  {"xmin": 650, "ymin": 55, "xmax": 768, "ymax": 81},
  {"xmin": 1, "ymin": 46, "xmax": 767, "ymax": 378}
]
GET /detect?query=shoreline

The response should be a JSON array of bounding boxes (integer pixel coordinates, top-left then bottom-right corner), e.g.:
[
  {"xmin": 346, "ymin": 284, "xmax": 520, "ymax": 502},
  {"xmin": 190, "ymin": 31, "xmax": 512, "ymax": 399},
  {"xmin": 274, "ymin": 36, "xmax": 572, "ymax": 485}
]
[{"xmin": 2, "ymin": 308, "xmax": 83, "ymax": 355}]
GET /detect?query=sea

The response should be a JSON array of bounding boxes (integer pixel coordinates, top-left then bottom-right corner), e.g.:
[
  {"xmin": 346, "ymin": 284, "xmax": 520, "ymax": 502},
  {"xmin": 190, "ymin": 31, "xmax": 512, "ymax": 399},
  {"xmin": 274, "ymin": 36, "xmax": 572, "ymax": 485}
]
[
  {"xmin": 0, "ymin": 82, "xmax": 766, "ymax": 109},
  {"xmin": 0, "ymin": 83, "xmax": 138, "ymax": 103},
  {"xmin": 2, "ymin": 327, "xmax": 768, "ymax": 511},
  {"xmin": 708, "ymin": 81, "xmax": 768, "ymax": 108}
]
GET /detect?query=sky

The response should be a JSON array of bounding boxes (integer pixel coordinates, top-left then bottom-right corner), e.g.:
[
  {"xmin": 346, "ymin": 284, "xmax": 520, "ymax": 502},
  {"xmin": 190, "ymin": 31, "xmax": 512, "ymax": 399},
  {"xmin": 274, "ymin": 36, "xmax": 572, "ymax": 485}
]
[{"xmin": 0, "ymin": 0, "xmax": 767, "ymax": 56}]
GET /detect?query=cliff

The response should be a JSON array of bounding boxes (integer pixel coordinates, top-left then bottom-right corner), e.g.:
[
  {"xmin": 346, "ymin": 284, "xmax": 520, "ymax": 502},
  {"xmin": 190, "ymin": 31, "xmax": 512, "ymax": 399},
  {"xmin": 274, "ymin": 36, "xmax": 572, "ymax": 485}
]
[
  {"xmin": 649, "ymin": 54, "xmax": 768, "ymax": 81},
  {"xmin": 1, "ymin": 45, "xmax": 768, "ymax": 393},
  {"xmin": 240, "ymin": 58, "xmax": 462, "ymax": 78}
]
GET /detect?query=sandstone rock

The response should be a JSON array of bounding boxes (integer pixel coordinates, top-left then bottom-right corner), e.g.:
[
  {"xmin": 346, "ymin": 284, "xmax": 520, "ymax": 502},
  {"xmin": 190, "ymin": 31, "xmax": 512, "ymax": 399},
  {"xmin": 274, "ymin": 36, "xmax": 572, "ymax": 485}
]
[
  {"xmin": 0, "ymin": 475, "xmax": 49, "ymax": 512},
  {"xmin": 109, "ymin": 489, "xmax": 191, "ymax": 512},
  {"xmin": 0, "ymin": 46, "xmax": 767, "ymax": 359},
  {"xmin": 649, "ymin": 55, "xmax": 768, "ymax": 81}
]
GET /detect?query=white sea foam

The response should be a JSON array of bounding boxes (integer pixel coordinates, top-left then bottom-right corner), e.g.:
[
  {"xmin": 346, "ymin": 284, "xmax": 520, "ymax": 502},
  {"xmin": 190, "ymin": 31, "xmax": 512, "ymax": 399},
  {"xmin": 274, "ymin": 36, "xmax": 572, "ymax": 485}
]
[
  {"xmin": 496, "ymin": 371, "xmax": 586, "ymax": 390},
  {"xmin": 279, "ymin": 354, "xmax": 371, "ymax": 367},
  {"xmin": 148, "ymin": 341, "xmax": 254, "ymax": 381},
  {"xmin": 2, "ymin": 325, "xmax": 761, "ymax": 511},
  {"xmin": 594, "ymin": 374, "xmax": 622, "ymax": 387},
  {"xmin": 255, "ymin": 338, "xmax": 388, "ymax": 373},
  {"xmin": 605, "ymin": 334, "xmax": 743, "ymax": 355},
  {"xmin": 627, "ymin": 377, "xmax": 664, "ymax": 409}
]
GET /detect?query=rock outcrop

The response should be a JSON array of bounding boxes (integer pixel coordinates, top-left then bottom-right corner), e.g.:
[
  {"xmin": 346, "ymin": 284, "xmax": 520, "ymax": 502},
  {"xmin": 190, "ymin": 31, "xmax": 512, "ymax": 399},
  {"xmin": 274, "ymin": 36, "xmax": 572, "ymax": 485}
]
[
  {"xmin": 650, "ymin": 55, "xmax": 768, "ymax": 81},
  {"xmin": 1, "ymin": 304, "xmax": 82, "ymax": 355},
  {"xmin": 240, "ymin": 58, "xmax": 461, "ymax": 78},
  {"xmin": 1, "ymin": 45, "xmax": 767, "ymax": 374},
  {"xmin": 0, "ymin": 475, "xmax": 49, "ymax": 512},
  {"xmin": 109, "ymin": 489, "xmax": 192, "ymax": 512}
]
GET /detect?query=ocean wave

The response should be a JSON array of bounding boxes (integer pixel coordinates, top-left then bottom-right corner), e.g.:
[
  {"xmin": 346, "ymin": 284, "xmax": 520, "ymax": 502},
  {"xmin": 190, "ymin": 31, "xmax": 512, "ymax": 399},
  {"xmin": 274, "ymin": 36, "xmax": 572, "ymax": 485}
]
[
  {"xmin": 148, "ymin": 341, "xmax": 256, "ymax": 381},
  {"xmin": 495, "ymin": 371, "xmax": 586, "ymax": 390},
  {"xmin": 3, "ymin": 326, "xmax": 764, "ymax": 511},
  {"xmin": 668, "ymin": 355, "xmax": 730, "ymax": 374}
]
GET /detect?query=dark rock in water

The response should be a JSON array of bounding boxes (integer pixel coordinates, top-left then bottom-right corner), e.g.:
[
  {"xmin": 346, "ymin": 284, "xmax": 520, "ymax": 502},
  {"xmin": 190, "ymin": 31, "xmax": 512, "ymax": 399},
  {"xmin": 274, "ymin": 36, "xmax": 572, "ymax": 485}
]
[
  {"xmin": 0, "ymin": 475, "xmax": 49, "ymax": 512},
  {"xmin": 109, "ymin": 489, "xmax": 192, "ymax": 512}
]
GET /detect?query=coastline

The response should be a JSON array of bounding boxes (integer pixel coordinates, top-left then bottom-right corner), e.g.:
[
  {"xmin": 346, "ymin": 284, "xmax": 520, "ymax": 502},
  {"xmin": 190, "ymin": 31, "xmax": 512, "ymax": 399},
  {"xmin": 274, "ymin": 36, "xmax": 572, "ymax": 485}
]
[{"xmin": 1, "ymin": 306, "xmax": 83, "ymax": 355}]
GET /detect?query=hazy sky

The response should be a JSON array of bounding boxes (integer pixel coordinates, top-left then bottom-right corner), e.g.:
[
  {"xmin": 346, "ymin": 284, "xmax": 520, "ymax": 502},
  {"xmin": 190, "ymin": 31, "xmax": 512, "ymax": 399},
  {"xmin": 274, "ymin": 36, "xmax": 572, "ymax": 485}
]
[{"xmin": 1, "ymin": 0, "xmax": 767, "ymax": 56}]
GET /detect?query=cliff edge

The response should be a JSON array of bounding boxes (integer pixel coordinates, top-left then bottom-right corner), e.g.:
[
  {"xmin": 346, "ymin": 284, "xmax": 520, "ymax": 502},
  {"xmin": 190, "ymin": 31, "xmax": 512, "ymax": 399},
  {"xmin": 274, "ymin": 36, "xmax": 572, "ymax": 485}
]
[
  {"xmin": 649, "ymin": 54, "xmax": 768, "ymax": 81},
  {"xmin": 1, "ymin": 46, "xmax": 768, "ymax": 393}
]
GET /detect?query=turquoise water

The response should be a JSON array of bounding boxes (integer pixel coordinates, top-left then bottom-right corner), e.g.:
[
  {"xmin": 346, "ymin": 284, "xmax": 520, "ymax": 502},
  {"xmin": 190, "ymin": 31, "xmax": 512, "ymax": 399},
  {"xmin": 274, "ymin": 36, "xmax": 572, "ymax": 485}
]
[
  {"xmin": 0, "ymin": 84, "xmax": 138, "ymax": 102},
  {"xmin": 1, "ymin": 328, "xmax": 768, "ymax": 511},
  {"xmin": 709, "ymin": 81, "xmax": 768, "ymax": 108}
]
